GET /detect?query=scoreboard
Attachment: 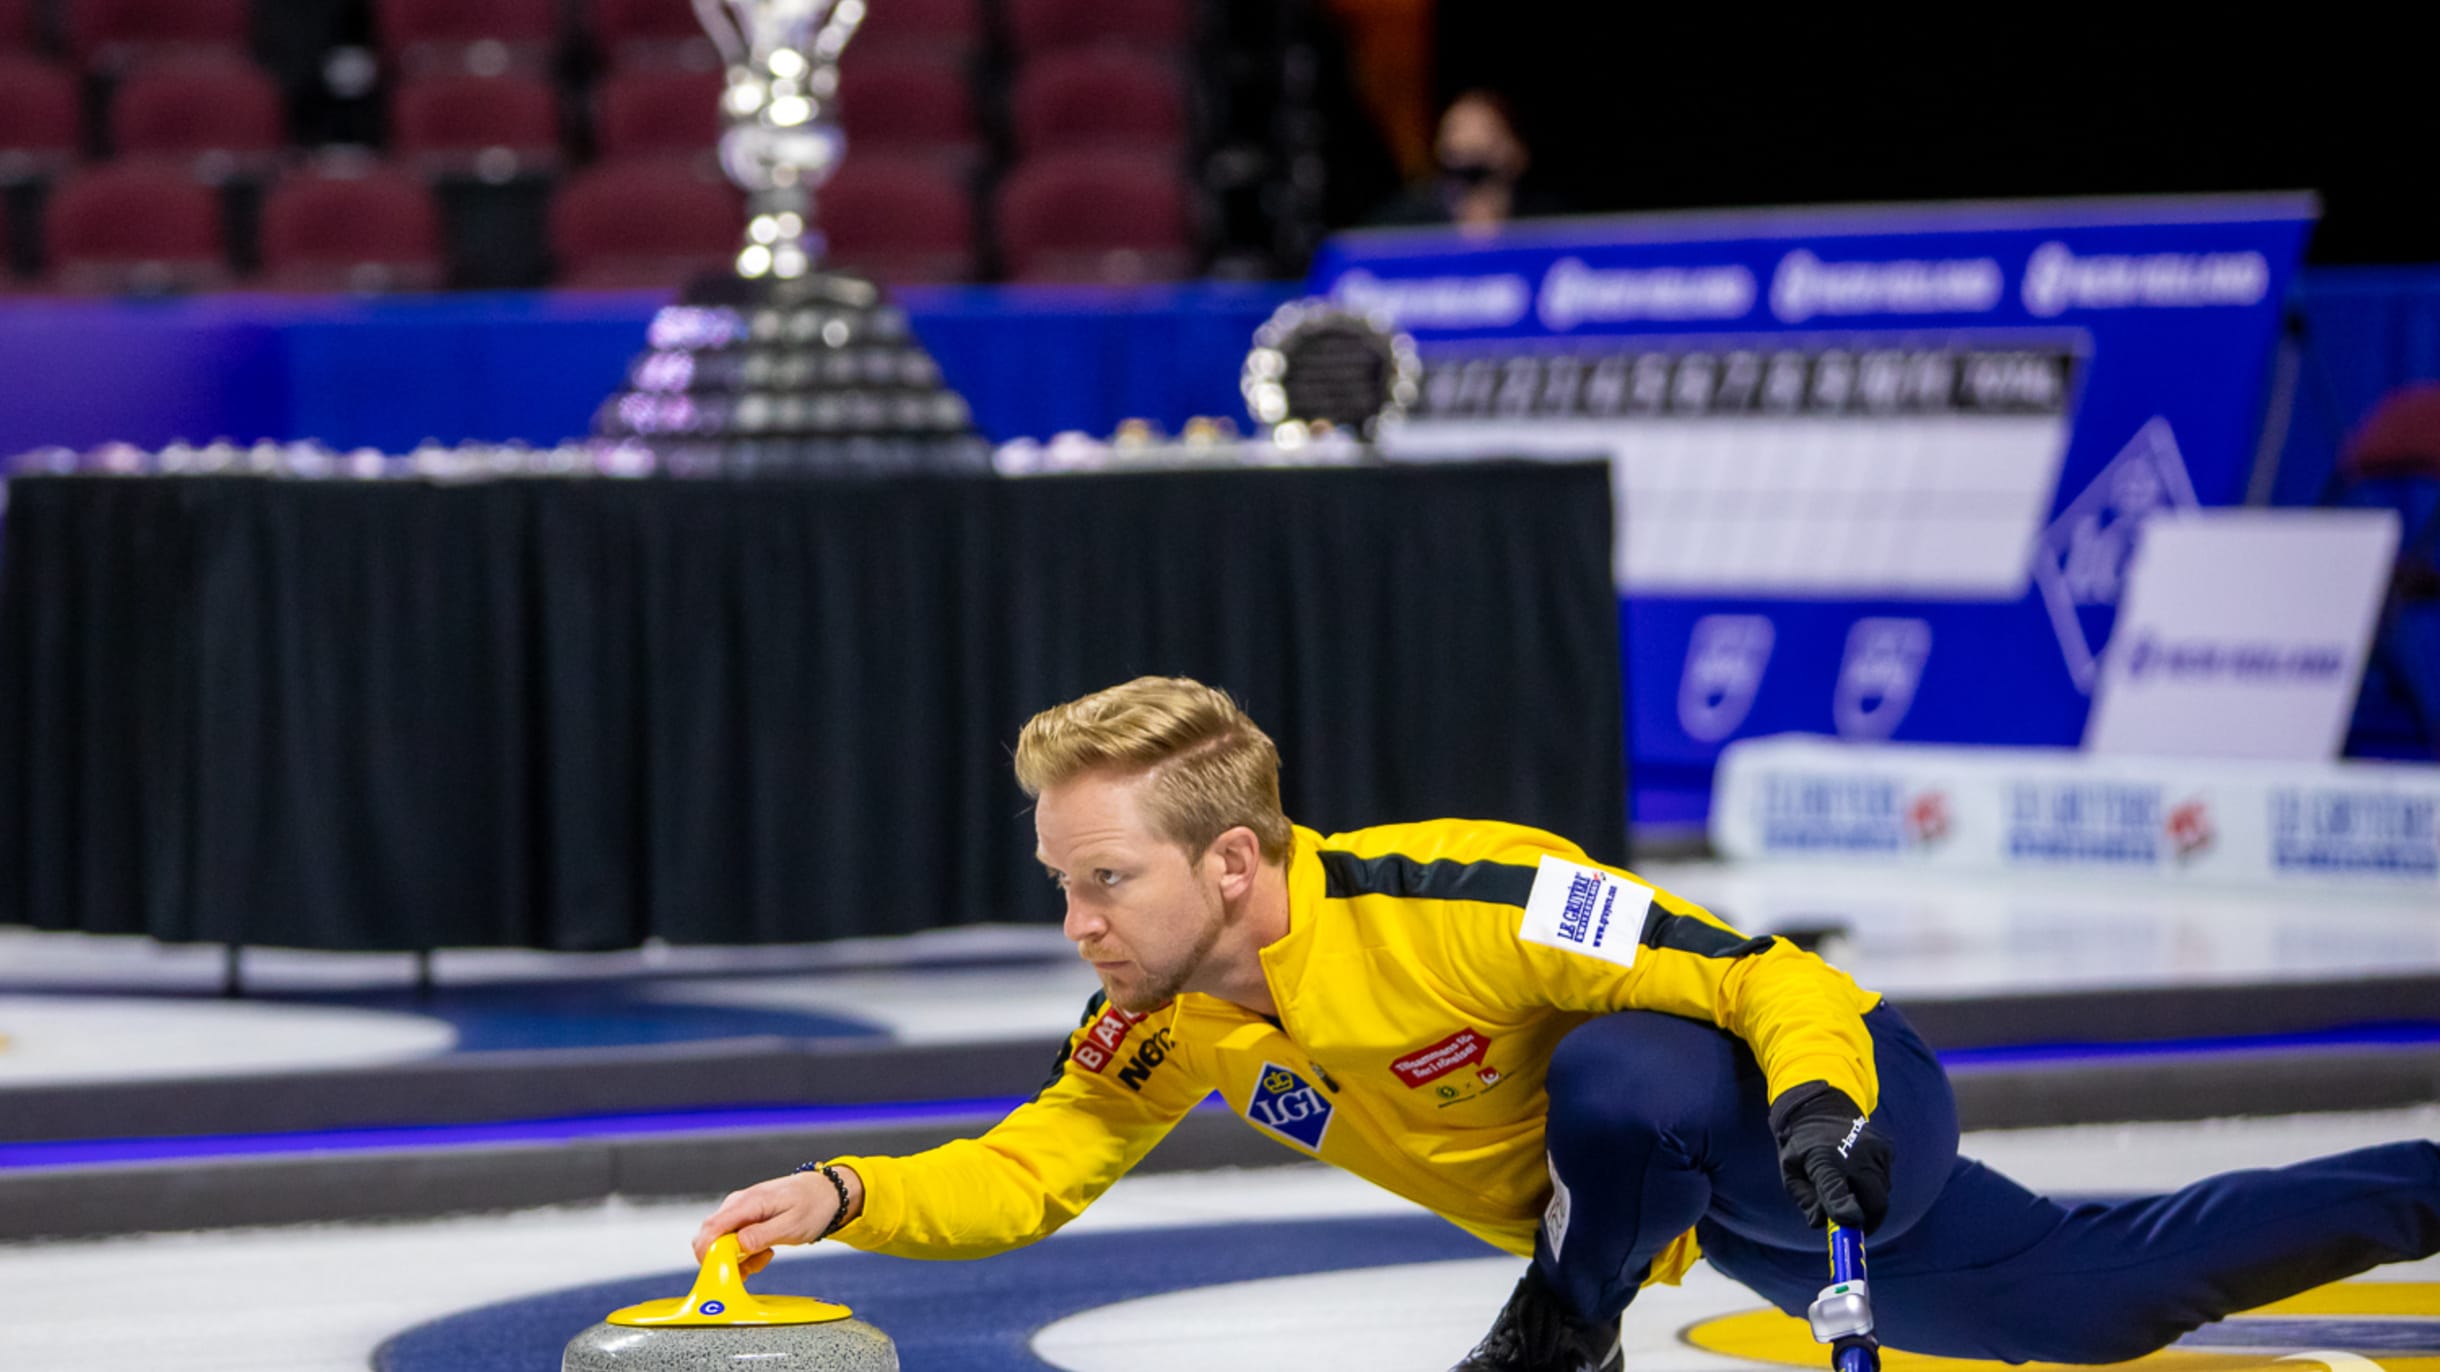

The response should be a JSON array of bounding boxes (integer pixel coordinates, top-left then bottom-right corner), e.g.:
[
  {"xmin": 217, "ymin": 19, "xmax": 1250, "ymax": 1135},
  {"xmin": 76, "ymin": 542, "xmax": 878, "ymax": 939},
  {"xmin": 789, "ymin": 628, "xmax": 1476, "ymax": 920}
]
[{"xmin": 1397, "ymin": 339, "xmax": 2077, "ymax": 599}]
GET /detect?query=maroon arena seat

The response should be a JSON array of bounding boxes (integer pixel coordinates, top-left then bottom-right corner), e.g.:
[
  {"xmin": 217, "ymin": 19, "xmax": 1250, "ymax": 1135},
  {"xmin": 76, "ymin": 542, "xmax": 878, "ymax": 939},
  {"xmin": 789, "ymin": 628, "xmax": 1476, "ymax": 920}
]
[
  {"xmin": 996, "ymin": 150, "xmax": 1192, "ymax": 283},
  {"xmin": 1006, "ymin": 0, "xmax": 1191, "ymax": 57},
  {"xmin": 589, "ymin": 0, "xmax": 716, "ymax": 68},
  {"xmin": 392, "ymin": 71, "xmax": 563, "ymax": 177},
  {"xmin": 376, "ymin": 0, "xmax": 560, "ymax": 72},
  {"xmin": 839, "ymin": 48, "xmax": 979, "ymax": 168},
  {"xmin": 550, "ymin": 158, "xmax": 741, "ymax": 288},
  {"xmin": 66, "ymin": 0, "xmax": 252, "ymax": 67},
  {"xmin": 595, "ymin": 66, "xmax": 723, "ymax": 159},
  {"xmin": 2345, "ymin": 383, "xmax": 2440, "ymax": 482},
  {"xmin": 0, "ymin": 0, "xmax": 34, "ymax": 50},
  {"xmin": 1011, "ymin": 48, "xmax": 1186, "ymax": 156},
  {"xmin": 855, "ymin": 0, "xmax": 982, "ymax": 59},
  {"xmin": 258, "ymin": 165, "xmax": 446, "ymax": 292},
  {"xmin": 44, "ymin": 161, "xmax": 231, "ymax": 293},
  {"xmin": 820, "ymin": 157, "xmax": 974, "ymax": 284},
  {"xmin": 110, "ymin": 55, "xmax": 285, "ymax": 173},
  {"xmin": 0, "ymin": 53, "xmax": 80, "ymax": 178}
]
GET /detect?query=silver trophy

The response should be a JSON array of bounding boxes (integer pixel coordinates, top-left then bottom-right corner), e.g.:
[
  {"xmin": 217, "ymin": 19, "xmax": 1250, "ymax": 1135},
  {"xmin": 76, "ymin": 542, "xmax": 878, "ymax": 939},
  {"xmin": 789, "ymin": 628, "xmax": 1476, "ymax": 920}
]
[{"xmin": 694, "ymin": 0, "xmax": 866, "ymax": 283}]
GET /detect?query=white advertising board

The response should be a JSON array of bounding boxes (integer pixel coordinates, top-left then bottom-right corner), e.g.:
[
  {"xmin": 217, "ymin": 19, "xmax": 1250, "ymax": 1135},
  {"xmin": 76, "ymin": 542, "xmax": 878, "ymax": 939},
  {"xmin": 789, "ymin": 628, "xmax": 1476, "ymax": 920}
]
[
  {"xmin": 2084, "ymin": 509, "xmax": 2399, "ymax": 760},
  {"xmin": 1712, "ymin": 735, "xmax": 2440, "ymax": 892}
]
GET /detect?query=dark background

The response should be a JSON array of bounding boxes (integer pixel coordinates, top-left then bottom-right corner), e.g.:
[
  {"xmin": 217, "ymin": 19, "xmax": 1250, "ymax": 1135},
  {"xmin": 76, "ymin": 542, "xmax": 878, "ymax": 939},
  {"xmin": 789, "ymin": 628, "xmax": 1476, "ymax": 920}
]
[{"xmin": 1421, "ymin": 8, "xmax": 2425, "ymax": 265}]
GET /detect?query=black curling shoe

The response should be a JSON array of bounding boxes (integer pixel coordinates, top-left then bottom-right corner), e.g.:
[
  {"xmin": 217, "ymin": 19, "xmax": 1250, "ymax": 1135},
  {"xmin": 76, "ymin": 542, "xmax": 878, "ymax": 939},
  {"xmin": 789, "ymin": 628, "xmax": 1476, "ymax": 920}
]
[{"xmin": 1447, "ymin": 1266, "xmax": 1625, "ymax": 1372}]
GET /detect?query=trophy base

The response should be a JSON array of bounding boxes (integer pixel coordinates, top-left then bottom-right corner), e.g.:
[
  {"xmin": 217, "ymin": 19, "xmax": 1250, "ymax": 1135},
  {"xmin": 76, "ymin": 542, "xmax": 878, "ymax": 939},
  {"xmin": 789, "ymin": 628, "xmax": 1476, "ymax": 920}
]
[
  {"xmin": 596, "ymin": 262, "xmax": 988, "ymax": 476},
  {"xmin": 681, "ymin": 270, "xmax": 886, "ymax": 311}
]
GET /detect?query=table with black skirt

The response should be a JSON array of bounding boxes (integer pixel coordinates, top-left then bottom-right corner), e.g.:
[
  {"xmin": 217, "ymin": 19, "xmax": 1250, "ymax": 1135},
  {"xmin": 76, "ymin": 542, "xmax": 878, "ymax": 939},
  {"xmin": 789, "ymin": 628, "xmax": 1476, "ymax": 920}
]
[{"xmin": 0, "ymin": 462, "xmax": 1625, "ymax": 952}]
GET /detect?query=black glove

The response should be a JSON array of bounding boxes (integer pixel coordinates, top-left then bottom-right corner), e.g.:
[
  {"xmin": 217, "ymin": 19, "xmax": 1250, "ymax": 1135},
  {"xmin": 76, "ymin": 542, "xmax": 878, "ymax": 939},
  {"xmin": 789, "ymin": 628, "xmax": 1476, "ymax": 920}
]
[{"xmin": 1767, "ymin": 1081, "xmax": 1893, "ymax": 1233}]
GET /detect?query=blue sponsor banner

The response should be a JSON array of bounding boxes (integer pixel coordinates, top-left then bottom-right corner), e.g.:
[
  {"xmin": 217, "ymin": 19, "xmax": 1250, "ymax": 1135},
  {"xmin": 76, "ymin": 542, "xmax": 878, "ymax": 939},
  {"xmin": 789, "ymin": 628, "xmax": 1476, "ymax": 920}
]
[{"xmin": 1307, "ymin": 196, "xmax": 2317, "ymax": 826}]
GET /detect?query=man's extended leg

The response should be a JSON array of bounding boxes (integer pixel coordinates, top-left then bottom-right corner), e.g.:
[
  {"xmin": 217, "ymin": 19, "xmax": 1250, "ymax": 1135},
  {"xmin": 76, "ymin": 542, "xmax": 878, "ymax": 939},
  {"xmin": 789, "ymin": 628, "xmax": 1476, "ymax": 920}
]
[{"xmin": 1702, "ymin": 1137, "xmax": 2440, "ymax": 1363}]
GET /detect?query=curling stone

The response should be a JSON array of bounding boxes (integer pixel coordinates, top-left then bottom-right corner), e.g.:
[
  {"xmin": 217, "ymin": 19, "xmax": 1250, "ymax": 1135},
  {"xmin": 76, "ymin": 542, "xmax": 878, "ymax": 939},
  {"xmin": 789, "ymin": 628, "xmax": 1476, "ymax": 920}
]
[{"xmin": 562, "ymin": 1234, "xmax": 898, "ymax": 1370}]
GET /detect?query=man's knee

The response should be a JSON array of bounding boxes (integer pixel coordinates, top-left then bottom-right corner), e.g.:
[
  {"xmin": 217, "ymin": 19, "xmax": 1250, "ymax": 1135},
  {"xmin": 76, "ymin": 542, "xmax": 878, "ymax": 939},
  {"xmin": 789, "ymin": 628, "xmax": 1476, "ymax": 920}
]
[{"xmin": 1546, "ymin": 1012, "xmax": 1746, "ymax": 1148}]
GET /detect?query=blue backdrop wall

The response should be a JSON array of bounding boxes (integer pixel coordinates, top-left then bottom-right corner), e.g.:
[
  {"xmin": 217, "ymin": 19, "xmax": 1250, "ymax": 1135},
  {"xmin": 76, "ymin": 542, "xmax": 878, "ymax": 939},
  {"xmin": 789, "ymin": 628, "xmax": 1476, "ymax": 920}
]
[
  {"xmin": 0, "ymin": 282, "xmax": 1299, "ymax": 459},
  {"xmin": 0, "ymin": 273, "xmax": 2433, "ymax": 501}
]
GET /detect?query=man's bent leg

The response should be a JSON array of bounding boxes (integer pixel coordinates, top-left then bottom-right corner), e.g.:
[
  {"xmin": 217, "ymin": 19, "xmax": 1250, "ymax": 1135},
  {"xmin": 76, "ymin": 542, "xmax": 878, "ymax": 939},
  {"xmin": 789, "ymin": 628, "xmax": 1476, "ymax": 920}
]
[{"xmin": 1536, "ymin": 1005, "xmax": 1958, "ymax": 1325}]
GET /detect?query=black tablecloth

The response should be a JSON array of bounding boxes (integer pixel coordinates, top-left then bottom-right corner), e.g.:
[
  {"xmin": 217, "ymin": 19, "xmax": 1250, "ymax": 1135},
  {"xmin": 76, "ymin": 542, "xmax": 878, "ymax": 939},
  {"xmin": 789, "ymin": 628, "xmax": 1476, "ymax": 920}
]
[{"xmin": 0, "ymin": 464, "xmax": 1624, "ymax": 951}]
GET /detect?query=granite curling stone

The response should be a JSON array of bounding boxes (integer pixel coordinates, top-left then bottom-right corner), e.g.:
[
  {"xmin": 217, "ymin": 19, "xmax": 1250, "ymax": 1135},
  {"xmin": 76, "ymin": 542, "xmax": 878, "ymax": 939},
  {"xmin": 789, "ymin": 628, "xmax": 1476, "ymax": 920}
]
[{"xmin": 563, "ymin": 1234, "xmax": 899, "ymax": 1371}]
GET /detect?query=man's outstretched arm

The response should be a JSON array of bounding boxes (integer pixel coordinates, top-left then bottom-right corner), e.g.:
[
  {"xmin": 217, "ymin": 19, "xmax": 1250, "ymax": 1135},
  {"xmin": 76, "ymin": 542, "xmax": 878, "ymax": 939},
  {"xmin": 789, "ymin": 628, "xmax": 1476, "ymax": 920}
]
[{"xmin": 693, "ymin": 995, "xmax": 1202, "ymax": 1267}]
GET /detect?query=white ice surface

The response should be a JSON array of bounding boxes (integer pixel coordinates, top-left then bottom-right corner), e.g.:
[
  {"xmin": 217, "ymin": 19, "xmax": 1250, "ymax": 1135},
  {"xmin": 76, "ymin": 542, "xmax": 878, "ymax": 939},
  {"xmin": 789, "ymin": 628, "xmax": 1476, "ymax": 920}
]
[
  {"xmin": 0, "ymin": 1107, "xmax": 2431, "ymax": 1372},
  {"xmin": 643, "ymin": 961, "xmax": 1105, "ymax": 1043},
  {"xmin": 0, "ymin": 923, "xmax": 1074, "ymax": 993},
  {"xmin": 1638, "ymin": 860, "xmax": 2440, "ymax": 997},
  {"xmin": 0, "ymin": 995, "xmax": 456, "ymax": 1084}
]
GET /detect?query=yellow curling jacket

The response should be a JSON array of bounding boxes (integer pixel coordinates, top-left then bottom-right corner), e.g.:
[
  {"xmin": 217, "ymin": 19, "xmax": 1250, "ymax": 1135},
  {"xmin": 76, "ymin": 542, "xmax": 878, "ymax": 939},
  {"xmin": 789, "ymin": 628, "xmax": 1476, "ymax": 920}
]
[{"xmin": 830, "ymin": 819, "xmax": 1882, "ymax": 1284}]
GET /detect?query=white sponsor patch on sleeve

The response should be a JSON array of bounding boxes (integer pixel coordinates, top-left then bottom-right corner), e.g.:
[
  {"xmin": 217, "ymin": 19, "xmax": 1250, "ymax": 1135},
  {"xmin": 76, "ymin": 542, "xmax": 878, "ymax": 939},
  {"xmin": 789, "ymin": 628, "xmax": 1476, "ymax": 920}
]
[{"xmin": 1519, "ymin": 854, "xmax": 1652, "ymax": 969}]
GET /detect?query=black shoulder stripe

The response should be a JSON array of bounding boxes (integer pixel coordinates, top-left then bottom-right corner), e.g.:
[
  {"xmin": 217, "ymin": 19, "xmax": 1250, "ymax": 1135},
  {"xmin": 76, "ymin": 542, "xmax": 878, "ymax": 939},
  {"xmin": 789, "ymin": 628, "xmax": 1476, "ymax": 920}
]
[
  {"xmin": 1640, "ymin": 905, "xmax": 1777, "ymax": 959},
  {"xmin": 1033, "ymin": 988, "xmax": 1110, "ymax": 1098},
  {"xmin": 1318, "ymin": 850, "xmax": 1539, "ymax": 907}
]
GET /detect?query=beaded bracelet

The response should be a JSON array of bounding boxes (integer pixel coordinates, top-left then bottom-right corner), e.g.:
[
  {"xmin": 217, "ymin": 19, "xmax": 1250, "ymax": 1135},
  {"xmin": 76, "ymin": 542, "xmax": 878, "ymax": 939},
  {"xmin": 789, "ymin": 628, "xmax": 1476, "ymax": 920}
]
[{"xmin": 793, "ymin": 1160, "xmax": 854, "ymax": 1238}]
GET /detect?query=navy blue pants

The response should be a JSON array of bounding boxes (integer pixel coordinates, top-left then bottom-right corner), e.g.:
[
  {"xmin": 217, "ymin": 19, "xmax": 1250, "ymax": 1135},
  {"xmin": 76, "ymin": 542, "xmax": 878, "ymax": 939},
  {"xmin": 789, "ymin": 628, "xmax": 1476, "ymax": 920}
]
[{"xmin": 1537, "ymin": 1006, "xmax": 2440, "ymax": 1362}]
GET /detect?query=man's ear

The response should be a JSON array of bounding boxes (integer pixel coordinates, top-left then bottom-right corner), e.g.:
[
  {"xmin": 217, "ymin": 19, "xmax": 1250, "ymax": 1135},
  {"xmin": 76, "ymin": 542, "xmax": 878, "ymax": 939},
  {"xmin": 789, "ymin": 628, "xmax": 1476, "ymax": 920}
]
[{"xmin": 1208, "ymin": 826, "xmax": 1263, "ymax": 899}]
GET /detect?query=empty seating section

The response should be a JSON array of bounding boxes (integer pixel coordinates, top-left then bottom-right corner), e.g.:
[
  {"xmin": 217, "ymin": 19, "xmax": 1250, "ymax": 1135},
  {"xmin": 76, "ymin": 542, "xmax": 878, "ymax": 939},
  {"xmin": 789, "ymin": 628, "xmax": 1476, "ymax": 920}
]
[
  {"xmin": 1011, "ymin": 49, "xmax": 1186, "ymax": 155},
  {"xmin": 1006, "ymin": 0, "xmax": 1190, "ymax": 57},
  {"xmin": 839, "ymin": 49, "xmax": 979, "ymax": 171},
  {"xmin": 0, "ymin": 0, "xmax": 1227, "ymax": 290},
  {"xmin": 596, "ymin": 67, "xmax": 724, "ymax": 159},
  {"xmin": 0, "ymin": 52, "xmax": 78, "ymax": 176},
  {"xmin": 550, "ymin": 158, "xmax": 740, "ymax": 288},
  {"xmin": 998, "ymin": 150, "xmax": 1191, "ymax": 283},
  {"xmin": 45, "ymin": 161, "xmax": 229, "ymax": 292},
  {"xmin": 821, "ymin": 159, "xmax": 975, "ymax": 284},
  {"xmin": 110, "ymin": 55, "xmax": 285, "ymax": 171},
  {"xmin": 259, "ymin": 166, "xmax": 445, "ymax": 291},
  {"xmin": 589, "ymin": 0, "xmax": 715, "ymax": 69},
  {"xmin": 374, "ymin": 0, "xmax": 559, "ymax": 73},
  {"xmin": 854, "ymin": 0, "xmax": 983, "ymax": 60},
  {"xmin": 66, "ymin": 0, "xmax": 252, "ymax": 67},
  {"xmin": 392, "ymin": 71, "xmax": 562, "ymax": 176}
]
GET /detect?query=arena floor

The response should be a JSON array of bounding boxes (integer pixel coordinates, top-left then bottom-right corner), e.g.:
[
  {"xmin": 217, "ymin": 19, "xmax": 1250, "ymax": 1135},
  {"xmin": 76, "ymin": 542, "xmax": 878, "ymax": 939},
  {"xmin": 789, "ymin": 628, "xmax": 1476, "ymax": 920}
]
[{"xmin": 1, "ymin": 860, "xmax": 2435, "ymax": 1371}]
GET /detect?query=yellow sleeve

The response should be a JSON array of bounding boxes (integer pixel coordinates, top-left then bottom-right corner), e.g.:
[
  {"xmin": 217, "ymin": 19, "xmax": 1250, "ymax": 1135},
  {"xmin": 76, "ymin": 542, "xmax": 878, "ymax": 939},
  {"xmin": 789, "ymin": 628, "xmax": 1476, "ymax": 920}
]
[
  {"xmin": 1423, "ymin": 828, "xmax": 1884, "ymax": 1113},
  {"xmin": 824, "ymin": 993, "xmax": 1205, "ymax": 1259}
]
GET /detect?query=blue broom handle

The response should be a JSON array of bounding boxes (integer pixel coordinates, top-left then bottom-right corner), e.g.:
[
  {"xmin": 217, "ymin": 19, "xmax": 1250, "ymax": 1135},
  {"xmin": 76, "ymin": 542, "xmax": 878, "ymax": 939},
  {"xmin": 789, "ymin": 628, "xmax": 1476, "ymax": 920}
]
[
  {"xmin": 1830, "ymin": 1223, "xmax": 1866, "ymax": 1286},
  {"xmin": 1827, "ymin": 1224, "xmax": 1880, "ymax": 1372}
]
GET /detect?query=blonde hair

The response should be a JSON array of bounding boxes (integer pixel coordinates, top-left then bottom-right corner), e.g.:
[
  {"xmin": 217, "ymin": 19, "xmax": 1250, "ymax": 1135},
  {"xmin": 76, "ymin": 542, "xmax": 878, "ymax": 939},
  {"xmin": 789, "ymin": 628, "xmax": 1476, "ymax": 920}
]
[{"xmin": 1015, "ymin": 676, "xmax": 1294, "ymax": 864}]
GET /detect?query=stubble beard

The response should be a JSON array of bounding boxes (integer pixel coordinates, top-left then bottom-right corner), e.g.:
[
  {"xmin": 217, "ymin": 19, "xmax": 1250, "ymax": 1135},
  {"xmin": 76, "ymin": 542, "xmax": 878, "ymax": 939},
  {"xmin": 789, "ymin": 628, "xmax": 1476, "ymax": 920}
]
[{"xmin": 1108, "ymin": 886, "xmax": 1228, "ymax": 1015}]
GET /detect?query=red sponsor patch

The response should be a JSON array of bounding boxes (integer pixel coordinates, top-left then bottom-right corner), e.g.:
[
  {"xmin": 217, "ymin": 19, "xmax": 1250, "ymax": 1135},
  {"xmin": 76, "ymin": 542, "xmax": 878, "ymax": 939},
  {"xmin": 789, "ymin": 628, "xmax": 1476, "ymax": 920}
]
[
  {"xmin": 1071, "ymin": 1004, "xmax": 1145, "ymax": 1074},
  {"xmin": 1391, "ymin": 1028, "xmax": 1490, "ymax": 1087}
]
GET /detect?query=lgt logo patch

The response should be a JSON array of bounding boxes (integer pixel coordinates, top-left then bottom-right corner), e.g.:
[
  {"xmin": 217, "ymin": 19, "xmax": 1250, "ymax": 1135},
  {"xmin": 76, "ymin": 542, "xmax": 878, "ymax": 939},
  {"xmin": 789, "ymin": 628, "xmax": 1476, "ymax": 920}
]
[{"xmin": 1243, "ymin": 1062, "xmax": 1333, "ymax": 1152}]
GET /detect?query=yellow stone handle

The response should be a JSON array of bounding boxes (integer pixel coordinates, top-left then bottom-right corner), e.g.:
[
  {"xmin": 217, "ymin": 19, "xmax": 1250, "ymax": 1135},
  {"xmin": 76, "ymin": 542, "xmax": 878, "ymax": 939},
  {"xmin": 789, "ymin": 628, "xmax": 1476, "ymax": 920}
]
[
  {"xmin": 685, "ymin": 1234, "xmax": 756, "ymax": 1313},
  {"xmin": 604, "ymin": 1234, "xmax": 855, "ymax": 1327}
]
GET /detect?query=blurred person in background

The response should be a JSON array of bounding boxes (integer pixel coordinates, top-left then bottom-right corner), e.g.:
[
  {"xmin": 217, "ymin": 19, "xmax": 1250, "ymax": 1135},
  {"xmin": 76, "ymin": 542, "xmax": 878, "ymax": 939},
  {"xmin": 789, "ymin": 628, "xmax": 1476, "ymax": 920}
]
[
  {"xmin": 1370, "ymin": 88, "xmax": 1568, "ymax": 231},
  {"xmin": 695, "ymin": 677, "xmax": 2440, "ymax": 1372}
]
